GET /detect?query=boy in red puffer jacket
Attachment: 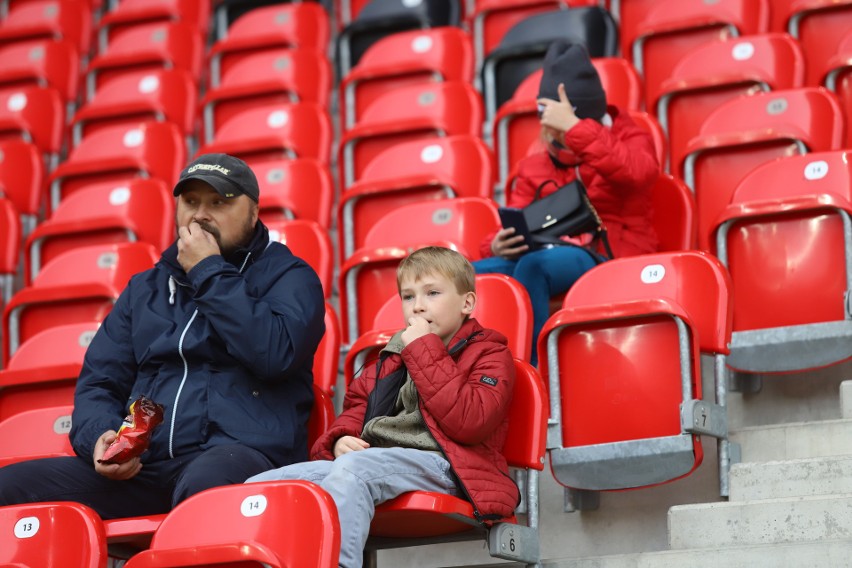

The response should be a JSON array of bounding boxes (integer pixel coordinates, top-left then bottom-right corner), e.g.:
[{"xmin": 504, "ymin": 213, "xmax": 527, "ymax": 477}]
[{"xmin": 247, "ymin": 246, "xmax": 518, "ymax": 568}]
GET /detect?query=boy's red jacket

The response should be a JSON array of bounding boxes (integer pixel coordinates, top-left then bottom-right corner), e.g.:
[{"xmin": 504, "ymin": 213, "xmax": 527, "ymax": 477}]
[{"xmin": 311, "ymin": 318, "xmax": 520, "ymax": 520}]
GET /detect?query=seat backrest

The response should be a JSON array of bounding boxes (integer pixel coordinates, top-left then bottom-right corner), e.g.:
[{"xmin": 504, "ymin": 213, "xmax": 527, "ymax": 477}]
[
  {"xmin": 95, "ymin": 0, "xmax": 210, "ymax": 51},
  {"xmin": 0, "ymin": 0, "xmax": 92, "ymax": 55},
  {"xmin": 681, "ymin": 86, "xmax": 845, "ymax": 250},
  {"xmin": 714, "ymin": 150, "xmax": 852, "ymax": 331},
  {"xmin": 0, "ymin": 404, "xmax": 74, "ymax": 467},
  {"xmin": 252, "ymin": 157, "xmax": 333, "ymax": 229},
  {"xmin": 25, "ymin": 178, "xmax": 174, "ymax": 285},
  {"xmin": 655, "ymin": 33, "xmax": 805, "ymax": 173},
  {"xmin": 340, "ymin": 26, "xmax": 474, "ymax": 130},
  {"xmin": 311, "ymin": 302, "xmax": 340, "ymax": 398},
  {"xmin": 266, "ymin": 219, "xmax": 333, "ymax": 299},
  {"xmin": 504, "ymin": 358, "xmax": 547, "ymax": 469},
  {"xmin": 650, "ymin": 173, "xmax": 696, "ymax": 251},
  {"xmin": 471, "ymin": 0, "xmax": 563, "ymax": 72},
  {"xmin": 0, "ymin": 85, "xmax": 65, "ymax": 159},
  {"xmin": 0, "ymin": 196, "xmax": 20, "ymax": 279},
  {"xmin": 0, "ymin": 139, "xmax": 43, "ymax": 219},
  {"xmin": 127, "ymin": 481, "xmax": 340, "ymax": 568},
  {"xmin": 0, "ymin": 501, "xmax": 107, "ymax": 568},
  {"xmin": 0, "ymin": 38, "xmax": 79, "ymax": 104}
]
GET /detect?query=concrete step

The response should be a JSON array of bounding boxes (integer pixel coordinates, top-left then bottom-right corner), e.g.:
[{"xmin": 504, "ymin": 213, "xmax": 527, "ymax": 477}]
[
  {"xmin": 668, "ymin": 493, "xmax": 852, "ymax": 550},
  {"xmin": 730, "ymin": 418, "xmax": 852, "ymax": 462},
  {"xmin": 729, "ymin": 455, "xmax": 852, "ymax": 501},
  {"xmin": 841, "ymin": 380, "xmax": 852, "ymax": 419},
  {"xmin": 445, "ymin": 540, "xmax": 852, "ymax": 568}
]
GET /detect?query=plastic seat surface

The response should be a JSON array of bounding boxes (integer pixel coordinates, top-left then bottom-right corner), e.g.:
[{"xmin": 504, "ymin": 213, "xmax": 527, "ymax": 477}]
[
  {"xmin": 652, "ymin": 33, "xmax": 804, "ymax": 173},
  {"xmin": 25, "ymin": 178, "xmax": 174, "ymax": 285},
  {"xmin": 0, "ymin": 404, "xmax": 73, "ymax": 467},
  {"xmin": 0, "ymin": 85, "xmax": 64, "ymax": 162},
  {"xmin": 0, "ymin": 39, "xmax": 79, "ymax": 104},
  {"xmin": 713, "ymin": 150, "xmax": 852, "ymax": 373},
  {"xmin": 340, "ymin": 26, "xmax": 473, "ymax": 130},
  {"xmin": 0, "ymin": 0, "xmax": 92, "ymax": 56},
  {"xmin": 650, "ymin": 173, "xmax": 696, "ymax": 251},
  {"xmin": 96, "ymin": 0, "xmax": 210, "ymax": 52},
  {"xmin": 266, "ymin": 218, "xmax": 333, "ymax": 299},
  {"xmin": 338, "ymin": 81, "xmax": 484, "ymax": 188},
  {"xmin": 0, "ymin": 197, "xmax": 20, "ymax": 304},
  {"xmin": 0, "ymin": 501, "xmax": 107, "ymax": 568},
  {"xmin": 252, "ymin": 158, "xmax": 333, "ymax": 229},
  {"xmin": 538, "ymin": 251, "xmax": 732, "ymax": 491},
  {"xmin": 0, "ymin": 138, "xmax": 41, "ymax": 231},
  {"xmin": 3, "ymin": 242, "xmax": 158, "ymax": 365},
  {"xmin": 338, "ymin": 135, "xmax": 494, "ymax": 260},
  {"xmin": 122, "ymin": 480, "xmax": 340, "ymax": 568},
  {"xmin": 821, "ymin": 30, "xmax": 852, "ymax": 148},
  {"xmin": 679, "ymin": 87, "xmax": 845, "ymax": 251}
]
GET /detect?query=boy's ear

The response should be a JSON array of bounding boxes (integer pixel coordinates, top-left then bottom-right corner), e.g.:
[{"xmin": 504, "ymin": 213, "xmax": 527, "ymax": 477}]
[{"xmin": 462, "ymin": 291, "xmax": 476, "ymax": 315}]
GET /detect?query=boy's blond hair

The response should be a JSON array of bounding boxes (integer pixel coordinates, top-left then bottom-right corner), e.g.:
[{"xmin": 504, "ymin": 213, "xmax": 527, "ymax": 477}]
[{"xmin": 397, "ymin": 246, "xmax": 476, "ymax": 295}]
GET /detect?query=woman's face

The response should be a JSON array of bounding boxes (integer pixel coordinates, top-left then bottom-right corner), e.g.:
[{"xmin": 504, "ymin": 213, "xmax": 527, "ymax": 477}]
[{"xmin": 542, "ymin": 126, "xmax": 580, "ymax": 166}]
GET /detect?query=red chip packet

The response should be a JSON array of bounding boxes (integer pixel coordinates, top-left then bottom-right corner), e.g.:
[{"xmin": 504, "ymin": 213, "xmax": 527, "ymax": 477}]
[{"xmin": 98, "ymin": 395, "xmax": 165, "ymax": 465}]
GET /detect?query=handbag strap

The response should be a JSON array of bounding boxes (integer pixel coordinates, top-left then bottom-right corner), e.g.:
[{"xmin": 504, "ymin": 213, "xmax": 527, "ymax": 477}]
[{"xmin": 575, "ymin": 166, "xmax": 615, "ymax": 260}]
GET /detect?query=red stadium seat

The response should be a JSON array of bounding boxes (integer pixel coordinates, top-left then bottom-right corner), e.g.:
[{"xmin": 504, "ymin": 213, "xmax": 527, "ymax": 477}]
[
  {"xmin": 95, "ymin": 0, "xmax": 210, "ymax": 54},
  {"xmin": 0, "ymin": 322, "xmax": 97, "ymax": 423},
  {"xmin": 0, "ymin": 85, "xmax": 65, "ymax": 169},
  {"xmin": 47, "ymin": 121, "xmax": 186, "ymax": 215},
  {"xmin": 364, "ymin": 358, "xmax": 545, "ymax": 565},
  {"xmin": 338, "ymin": 135, "xmax": 495, "ymax": 260},
  {"xmin": 339, "ymin": 26, "xmax": 474, "ymax": 131},
  {"xmin": 312, "ymin": 303, "xmax": 340, "ymax": 399},
  {"xmin": 24, "ymin": 178, "xmax": 174, "ymax": 285},
  {"xmin": 0, "ymin": 501, "xmax": 107, "ymax": 568},
  {"xmin": 0, "ymin": 139, "xmax": 43, "ymax": 234},
  {"xmin": 651, "ymin": 33, "xmax": 805, "ymax": 173},
  {"xmin": 712, "ymin": 150, "xmax": 852, "ymax": 378},
  {"xmin": 338, "ymin": 81, "xmax": 484, "ymax": 189},
  {"xmin": 3, "ymin": 242, "xmax": 158, "ymax": 365},
  {"xmin": 538, "ymin": 251, "xmax": 734, "ymax": 504},
  {"xmin": 0, "ymin": 197, "xmax": 19, "ymax": 305},
  {"xmin": 266, "ymin": 219, "xmax": 333, "ymax": 299},
  {"xmin": 679, "ymin": 87, "xmax": 845, "ymax": 251},
  {"xmin": 821, "ymin": 30, "xmax": 852, "ymax": 148},
  {"xmin": 252, "ymin": 158, "xmax": 333, "ymax": 229},
  {"xmin": 650, "ymin": 173, "xmax": 696, "ymax": 252},
  {"xmin": 206, "ymin": 3, "xmax": 331, "ymax": 87},
  {"xmin": 0, "ymin": 0, "xmax": 92, "ymax": 57},
  {"xmin": 0, "ymin": 404, "xmax": 73, "ymax": 467},
  {"xmin": 122, "ymin": 481, "xmax": 340, "ymax": 568},
  {"xmin": 0, "ymin": 39, "xmax": 79, "ymax": 106}
]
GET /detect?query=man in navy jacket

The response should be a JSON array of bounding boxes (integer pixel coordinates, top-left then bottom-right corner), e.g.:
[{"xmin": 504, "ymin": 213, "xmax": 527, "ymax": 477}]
[{"xmin": 0, "ymin": 153, "xmax": 326, "ymax": 519}]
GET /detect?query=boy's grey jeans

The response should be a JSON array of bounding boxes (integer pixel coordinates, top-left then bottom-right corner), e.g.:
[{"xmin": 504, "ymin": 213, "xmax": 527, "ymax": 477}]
[{"xmin": 246, "ymin": 446, "xmax": 460, "ymax": 568}]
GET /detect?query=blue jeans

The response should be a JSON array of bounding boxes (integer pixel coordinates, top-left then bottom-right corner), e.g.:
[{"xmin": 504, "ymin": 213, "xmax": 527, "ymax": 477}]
[
  {"xmin": 473, "ymin": 246, "xmax": 601, "ymax": 366},
  {"xmin": 246, "ymin": 447, "xmax": 459, "ymax": 568}
]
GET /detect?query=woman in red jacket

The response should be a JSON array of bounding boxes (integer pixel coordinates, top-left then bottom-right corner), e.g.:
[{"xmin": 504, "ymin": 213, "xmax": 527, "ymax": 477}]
[{"xmin": 475, "ymin": 41, "xmax": 660, "ymax": 366}]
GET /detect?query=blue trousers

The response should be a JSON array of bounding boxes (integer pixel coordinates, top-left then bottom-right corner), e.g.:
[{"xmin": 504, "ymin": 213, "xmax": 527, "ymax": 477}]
[
  {"xmin": 0, "ymin": 444, "xmax": 276, "ymax": 520},
  {"xmin": 247, "ymin": 447, "xmax": 460, "ymax": 568},
  {"xmin": 473, "ymin": 246, "xmax": 601, "ymax": 366}
]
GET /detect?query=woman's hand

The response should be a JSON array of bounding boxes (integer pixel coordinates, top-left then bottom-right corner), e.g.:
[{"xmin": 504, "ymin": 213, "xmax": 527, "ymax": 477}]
[
  {"xmin": 536, "ymin": 83, "xmax": 580, "ymax": 134},
  {"xmin": 490, "ymin": 227, "xmax": 529, "ymax": 259}
]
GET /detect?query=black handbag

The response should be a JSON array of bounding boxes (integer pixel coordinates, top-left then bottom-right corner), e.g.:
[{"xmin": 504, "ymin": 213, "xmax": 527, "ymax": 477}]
[{"xmin": 522, "ymin": 171, "xmax": 613, "ymax": 258}]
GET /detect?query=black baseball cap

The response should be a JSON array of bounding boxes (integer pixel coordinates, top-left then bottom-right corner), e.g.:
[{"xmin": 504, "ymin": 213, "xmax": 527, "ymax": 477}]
[{"xmin": 173, "ymin": 153, "xmax": 260, "ymax": 202}]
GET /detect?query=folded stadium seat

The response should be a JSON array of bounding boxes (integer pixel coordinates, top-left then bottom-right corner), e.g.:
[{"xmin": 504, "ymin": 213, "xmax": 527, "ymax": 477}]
[
  {"xmin": 335, "ymin": 0, "xmax": 462, "ymax": 79},
  {"xmin": 338, "ymin": 200, "xmax": 502, "ymax": 348},
  {"xmin": 84, "ymin": 21, "xmax": 204, "ymax": 102},
  {"xmin": 0, "ymin": 404, "xmax": 73, "ymax": 467},
  {"xmin": 821, "ymin": 30, "xmax": 852, "ymax": 148},
  {"xmin": 106, "ymin": 389, "xmax": 336, "ymax": 561},
  {"xmin": 0, "ymin": 39, "xmax": 79, "ymax": 111},
  {"xmin": 211, "ymin": 0, "xmax": 325, "ymax": 41},
  {"xmin": 312, "ymin": 301, "xmax": 341, "ymax": 398},
  {"xmin": 2, "ymin": 241, "xmax": 158, "ymax": 365},
  {"xmin": 619, "ymin": 0, "xmax": 769, "ymax": 105},
  {"xmin": 24, "ymin": 178, "xmax": 174, "ymax": 285},
  {"xmin": 470, "ymin": 0, "xmax": 566, "ymax": 79},
  {"xmin": 0, "ymin": 502, "xmax": 107, "ymax": 568},
  {"xmin": 339, "ymin": 26, "xmax": 473, "ymax": 132},
  {"xmin": 252, "ymin": 158, "xmax": 333, "ymax": 229},
  {"xmin": 121, "ymin": 481, "xmax": 340, "ymax": 568},
  {"xmin": 711, "ymin": 150, "xmax": 852, "ymax": 385},
  {"xmin": 538, "ymin": 251, "xmax": 734, "ymax": 509},
  {"xmin": 266, "ymin": 218, "xmax": 334, "ymax": 299},
  {"xmin": 0, "ymin": 85, "xmax": 65, "ymax": 171},
  {"xmin": 338, "ymin": 81, "xmax": 484, "ymax": 189},
  {"xmin": 650, "ymin": 173, "xmax": 696, "ymax": 252},
  {"xmin": 0, "ymin": 0, "xmax": 92, "ymax": 59},
  {"xmin": 345, "ymin": 272, "xmax": 533, "ymax": 382},
  {"xmin": 480, "ymin": 6, "xmax": 618, "ymax": 130},
  {"xmin": 768, "ymin": 0, "xmax": 852, "ymax": 87},
  {"xmin": 338, "ymin": 134, "xmax": 494, "ymax": 261},
  {"xmin": 678, "ymin": 87, "xmax": 845, "ymax": 251},
  {"xmin": 0, "ymin": 197, "xmax": 20, "ymax": 305},
  {"xmin": 0, "ymin": 321, "xmax": 97, "ymax": 422},
  {"xmin": 0, "ymin": 139, "xmax": 44, "ymax": 235},
  {"xmin": 94, "ymin": 0, "xmax": 210, "ymax": 55},
  {"xmin": 70, "ymin": 68, "xmax": 197, "ymax": 148},
  {"xmin": 363, "ymin": 358, "xmax": 545, "ymax": 565},
  {"xmin": 333, "ymin": 0, "xmax": 371, "ymax": 31},
  {"xmin": 492, "ymin": 57, "xmax": 642, "ymax": 188},
  {"xmin": 200, "ymin": 47, "xmax": 332, "ymax": 144},
  {"xmin": 650, "ymin": 33, "xmax": 805, "ymax": 173},
  {"xmin": 47, "ymin": 120, "xmax": 185, "ymax": 215},
  {"xmin": 198, "ymin": 101, "xmax": 332, "ymax": 166},
  {"xmin": 206, "ymin": 2, "xmax": 330, "ymax": 88}
]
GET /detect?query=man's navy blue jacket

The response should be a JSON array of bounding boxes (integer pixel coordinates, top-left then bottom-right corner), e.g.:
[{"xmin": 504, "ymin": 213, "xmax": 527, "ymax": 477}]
[{"xmin": 69, "ymin": 220, "xmax": 326, "ymax": 468}]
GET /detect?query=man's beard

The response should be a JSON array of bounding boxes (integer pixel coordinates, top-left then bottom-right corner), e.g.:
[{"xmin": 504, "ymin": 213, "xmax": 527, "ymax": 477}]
[{"xmin": 179, "ymin": 217, "xmax": 256, "ymax": 258}]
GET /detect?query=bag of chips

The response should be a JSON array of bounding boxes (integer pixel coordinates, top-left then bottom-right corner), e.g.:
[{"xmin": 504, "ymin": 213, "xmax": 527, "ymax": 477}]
[{"xmin": 98, "ymin": 395, "xmax": 165, "ymax": 465}]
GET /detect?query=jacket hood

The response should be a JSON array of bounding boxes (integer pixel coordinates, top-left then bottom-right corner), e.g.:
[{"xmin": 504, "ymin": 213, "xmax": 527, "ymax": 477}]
[{"xmin": 159, "ymin": 219, "xmax": 272, "ymax": 282}]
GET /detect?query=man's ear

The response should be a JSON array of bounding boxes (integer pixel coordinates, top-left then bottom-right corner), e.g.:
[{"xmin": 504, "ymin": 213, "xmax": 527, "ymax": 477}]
[{"xmin": 462, "ymin": 291, "xmax": 476, "ymax": 315}]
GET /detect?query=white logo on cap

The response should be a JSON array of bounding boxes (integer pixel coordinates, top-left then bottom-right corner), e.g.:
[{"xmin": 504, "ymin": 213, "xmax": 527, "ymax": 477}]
[
  {"xmin": 187, "ymin": 164, "xmax": 231, "ymax": 175},
  {"xmin": 402, "ymin": 0, "xmax": 422, "ymax": 6}
]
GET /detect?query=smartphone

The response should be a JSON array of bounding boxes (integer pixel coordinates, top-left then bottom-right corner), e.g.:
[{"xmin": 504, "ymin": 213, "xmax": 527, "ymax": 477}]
[{"xmin": 498, "ymin": 207, "xmax": 536, "ymax": 250}]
